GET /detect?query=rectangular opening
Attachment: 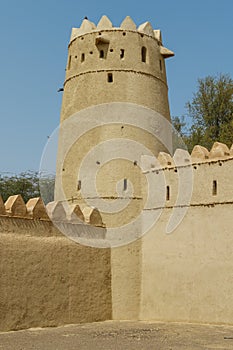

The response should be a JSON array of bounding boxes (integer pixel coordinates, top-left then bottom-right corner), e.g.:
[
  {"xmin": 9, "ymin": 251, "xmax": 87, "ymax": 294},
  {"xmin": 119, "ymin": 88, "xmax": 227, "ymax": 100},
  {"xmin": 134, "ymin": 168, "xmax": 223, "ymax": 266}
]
[
  {"xmin": 212, "ymin": 180, "xmax": 217, "ymax": 196},
  {"xmin": 99, "ymin": 50, "xmax": 104, "ymax": 58},
  {"xmin": 108, "ymin": 73, "xmax": 113, "ymax": 83},
  {"xmin": 123, "ymin": 178, "xmax": 127, "ymax": 191},
  {"xmin": 120, "ymin": 49, "xmax": 125, "ymax": 59},
  {"xmin": 77, "ymin": 180, "xmax": 81, "ymax": 191},
  {"xmin": 68, "ymin": 55, "xmax": 71, "ymax": 69},
  {"xmin": 81, "ymin": 53, "xmax": 85, "ymax": 62},
  {"xmin": 166, "ymin": 186, "xmax": 170, "ymax": 201},
  {"xmin": 160, "ymin": 59, "xmax": 162, "ymax": 71},
  {"xmin": 141, "ymin": 46, "xmax": 147, "ymax": 63}
]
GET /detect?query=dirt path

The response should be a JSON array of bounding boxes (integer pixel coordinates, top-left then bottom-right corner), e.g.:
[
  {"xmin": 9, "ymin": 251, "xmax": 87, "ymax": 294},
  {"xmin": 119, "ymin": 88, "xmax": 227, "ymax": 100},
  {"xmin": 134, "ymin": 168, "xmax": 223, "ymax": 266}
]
[{"xmin": 1, "ymin": 321, "xmax": 233, "ymax": 349}]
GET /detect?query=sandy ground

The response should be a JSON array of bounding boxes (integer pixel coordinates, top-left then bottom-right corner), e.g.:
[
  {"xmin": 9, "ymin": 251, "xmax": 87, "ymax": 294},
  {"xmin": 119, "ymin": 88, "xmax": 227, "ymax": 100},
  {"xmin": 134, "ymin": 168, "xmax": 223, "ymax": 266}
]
[{"xmin": 1, "ymin": 321, "xmax": 233, "ymax": 350}]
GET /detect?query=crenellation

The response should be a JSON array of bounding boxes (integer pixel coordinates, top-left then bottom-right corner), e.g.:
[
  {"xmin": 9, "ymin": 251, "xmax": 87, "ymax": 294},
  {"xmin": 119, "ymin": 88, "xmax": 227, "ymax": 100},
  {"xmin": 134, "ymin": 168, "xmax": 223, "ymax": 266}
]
[
  {"xmin": 97, "ymin": 15, "xmax": 113, "ymax": 29},
  {"xmin": 69, "ymin": 203, "xmax": 85, "ymax": 223},
  {"xmin": 82, "ymin": 207, "xmax": 104, "ymax": 227},
  {"xmin": 79, "ymin": 18, "xmax": 96, "ymax": 35},
  {"xmin": 4, "ymin": 194, "xmax": 27, "ymax": 217},
  {"xmin": 209, "ymin": 141, "xmax": 230, "ymax": 158},
  {"xmin": 120, "ymin": 16, "xmax": 137, "ymax": 30},
  {"xmin": 154, "ymin": 29, "xmax": 162, "ymax": 44},
  {"xmin": 157, "ymin": 151, "xmax": 174, "ymax": 167},
  {"xmin": 173, "ymin": 148, "xmax": 191, "ymax": 166},
  {"xmin": 26, "ymin": 197, "xmax": 49, "ymax": 220},
  {"xmin": 191, "ymin": 145, "xmax": 209, "ymax": 161},
  {"xmin": 0, "ymin": 195, "xmax": 6, "ymax": 215},
  {"xmin": 137, "ymin": 22, "xmax": 155, "ymax": 37},
  {"xmin": 68, "ymin": 17, "xmax": 170, "ymax": 45}
]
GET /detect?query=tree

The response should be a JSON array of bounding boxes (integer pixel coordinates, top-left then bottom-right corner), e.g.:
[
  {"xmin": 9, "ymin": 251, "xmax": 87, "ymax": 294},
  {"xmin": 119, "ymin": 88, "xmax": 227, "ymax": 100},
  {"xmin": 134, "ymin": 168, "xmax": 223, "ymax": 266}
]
[
  {"xmin": 0, "ymin": 171, "xmax": 55, "ymax": 204},
  {"xmin": 186, "ymin": 74, "xmax": 233, "ymax": 150}
]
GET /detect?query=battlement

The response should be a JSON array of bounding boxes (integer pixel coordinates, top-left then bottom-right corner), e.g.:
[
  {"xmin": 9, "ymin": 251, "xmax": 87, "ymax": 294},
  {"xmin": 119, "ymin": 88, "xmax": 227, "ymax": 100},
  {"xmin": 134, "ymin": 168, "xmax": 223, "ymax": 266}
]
[
  {"xmin": 141, "ymin": 142, "xmax": 233, "ymax": 171},
  {"xmin": 0, "ymin": 194, "xmax": 104, "ymax": 227},
  {"xmin": 69, "ymin": 15, "xmax": 172, "ymax": 53}
]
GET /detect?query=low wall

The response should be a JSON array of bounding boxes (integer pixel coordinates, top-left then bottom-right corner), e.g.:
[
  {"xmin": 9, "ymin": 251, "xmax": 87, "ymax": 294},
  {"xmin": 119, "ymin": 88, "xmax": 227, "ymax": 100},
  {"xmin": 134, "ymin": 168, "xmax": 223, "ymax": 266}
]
[{"xmin": 0, "ymin": 216, "xmax": 112, "ymax": 331}]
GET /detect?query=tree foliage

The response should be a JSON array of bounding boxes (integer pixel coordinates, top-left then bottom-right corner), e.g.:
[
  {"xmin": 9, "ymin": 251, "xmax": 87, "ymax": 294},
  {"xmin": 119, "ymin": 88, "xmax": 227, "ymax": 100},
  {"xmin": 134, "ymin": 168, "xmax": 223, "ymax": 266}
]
[
  {"xmin": 0, "ymin": 171, "xmax": 55, "ymax": 204},
  {"xmin": 184, "ymin": 74, "xmax": 233, "ymax": 151}
]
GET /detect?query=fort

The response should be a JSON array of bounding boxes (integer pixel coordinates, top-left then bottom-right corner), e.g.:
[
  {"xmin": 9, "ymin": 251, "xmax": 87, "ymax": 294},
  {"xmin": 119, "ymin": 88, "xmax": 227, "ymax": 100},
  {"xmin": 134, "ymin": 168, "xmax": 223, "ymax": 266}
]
[{"xmin": 0, "ymin": 16, "xmax": 233, "ymax": 332}]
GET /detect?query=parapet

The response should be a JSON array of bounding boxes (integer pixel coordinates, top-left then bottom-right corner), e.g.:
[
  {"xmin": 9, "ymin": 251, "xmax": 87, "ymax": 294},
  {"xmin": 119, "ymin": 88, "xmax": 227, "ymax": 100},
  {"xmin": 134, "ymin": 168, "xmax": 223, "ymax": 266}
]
[
  {"xmin": 0, "ymin": 194, "xmax": 104, "ymax": 228},
  {"xmin": 69, "ymin": 15, "xmax": 174, "ymax": 58},
  {"xmin": 142, "ymin": 141, "xmax": 233, "ymax": 171}
]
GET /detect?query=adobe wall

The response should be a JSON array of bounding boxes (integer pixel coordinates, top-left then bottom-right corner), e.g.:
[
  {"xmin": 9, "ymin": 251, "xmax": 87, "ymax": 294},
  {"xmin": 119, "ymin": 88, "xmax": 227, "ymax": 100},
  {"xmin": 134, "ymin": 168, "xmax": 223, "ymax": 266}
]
[
  {"xmin": 140, "ymin": 203, "xmax": 233, "ymax": 325},
  {"xmin": 0, "ymin": 203, "xmax": 112, "ymax": 332},
  {"xmin": 111, "ymin": 143, "xmax": 233, "ymax": 325}
]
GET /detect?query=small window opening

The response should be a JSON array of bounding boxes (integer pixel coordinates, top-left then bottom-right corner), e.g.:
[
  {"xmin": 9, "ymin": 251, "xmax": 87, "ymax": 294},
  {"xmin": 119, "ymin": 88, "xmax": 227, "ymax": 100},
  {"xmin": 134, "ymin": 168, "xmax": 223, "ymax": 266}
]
[
  {"xmin": 68, "ymin": 55, "xmax": 72, "ymax": 69},
  {"xmin": 77, "ymin": 180, "xmax": 81, "ymax": 191},
  {"xmin": 123, "ymin": 178, "xmax": 127, "ymax": 191},
  {"xmin": 110, "ymin": 48, "xmax": 114, "ymax": 52},
  {"xmin": 166, "ymin": 186, "xmax": 170, "ymax": 201},
  {"xmin": 160, "ymin": 59, "xmax": 163, "ymax": 71},
  {"xmin": 81, "ymin": 53, "xmax": 85, "ymax": 62},
  {"xmin": 123, "ymin": 32, "xmax": 126, "ymax": 36},
  {"xmin": 96, "ymin": 161, "xmax": 100, "ymax": 165},
  {"xmin": 134, "ymin": 161, "xmax": 137, "ymax": 166},
  {"xmin": 212, "ymin": 180, "xmax": 217, "ymax": 196},
  {"xmin": 120, "ymin": 49, "xmax": 125, "ymax": 59},
  {"xmin": 99, "ymin": 50, "xmax": 104, "ymax": 58},
  {"xmin": 108, "ymin": 73, "xmax": 113, "ymax": 83},
  {"xmin": 141, "ymin": 46, "xmax": 147, "ymax": 63},
  {"xmin": 90, "ymin": 51, "xmax": 93, "ymax": 54}
]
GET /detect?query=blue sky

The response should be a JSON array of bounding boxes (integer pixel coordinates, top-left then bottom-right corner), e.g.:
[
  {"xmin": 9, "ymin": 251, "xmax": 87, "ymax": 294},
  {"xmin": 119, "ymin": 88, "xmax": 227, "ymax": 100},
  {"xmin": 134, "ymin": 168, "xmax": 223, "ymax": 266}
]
[{"xmin": 0, "ymin": 0, "xmax": 232, "ymax": 174}]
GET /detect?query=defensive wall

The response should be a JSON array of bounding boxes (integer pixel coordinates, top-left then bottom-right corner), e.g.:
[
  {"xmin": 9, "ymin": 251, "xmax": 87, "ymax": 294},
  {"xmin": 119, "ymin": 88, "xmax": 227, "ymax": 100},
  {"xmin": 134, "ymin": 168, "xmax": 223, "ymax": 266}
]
[
  {"xmin": 0, "ymin": 197, "xmax": 111, "ymax": 331},
  {"xmin": 1, "ymin": 141, "xmax": 233, "ymax": 331},
  {"xmin": 112, "ymin": 141, "xmax": 233, "ymax": 325}
]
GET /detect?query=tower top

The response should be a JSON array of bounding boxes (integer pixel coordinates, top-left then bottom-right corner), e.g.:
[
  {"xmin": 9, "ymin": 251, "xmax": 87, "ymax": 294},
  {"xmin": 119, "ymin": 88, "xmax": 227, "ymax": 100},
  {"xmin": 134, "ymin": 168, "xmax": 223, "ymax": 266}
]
[{"xmin": 69, "ymin": 15, "xmax": 174, "ymax": 58}]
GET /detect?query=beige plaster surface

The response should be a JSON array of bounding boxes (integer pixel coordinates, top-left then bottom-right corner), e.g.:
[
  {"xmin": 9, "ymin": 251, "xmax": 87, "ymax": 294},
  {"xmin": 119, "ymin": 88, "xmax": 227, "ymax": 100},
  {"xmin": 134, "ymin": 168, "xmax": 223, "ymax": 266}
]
[
  {"xmin": 0, "ymin": 218, "xmax": 111, "ymax": 332},
  {"xmin": 140, "ymin": 203, "xmax": 233, "ymax": 324}
]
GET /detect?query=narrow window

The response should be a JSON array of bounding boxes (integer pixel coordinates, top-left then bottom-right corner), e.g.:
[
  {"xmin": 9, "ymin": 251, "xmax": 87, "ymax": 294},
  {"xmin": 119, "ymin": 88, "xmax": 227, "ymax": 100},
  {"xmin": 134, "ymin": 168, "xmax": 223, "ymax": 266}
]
[
  {"xmin": 120, "ymin": 49, "xmax": 125, "ymax": 59},
  {"xmin": 123, "ymin": 179, "xmax": 127, "ymax": 191},
  {"xmin": 81, "ymin": 53, "xmax": 85, "ymax": 62},
  {"xmin": 99, "ymin": 50, "xmax": 104, "ymax": 58},
  {"xmin": 108, "ymin": 73, "xmax": 113, "ymax": 83},
  {"xmin": 77, "ymin": 180, "xmax": 81, "ymax": 191},
  {"xmin": 141, "ymin": 46, "xmax": 147, "ymax": 63},
  {"xmin": 159, "ymin": 59, "xmax": 163, "ymax": 71},
  {"xmin": 212, "ymin": 180, "xmax": 217, "ymax": 196},
  {"xmin": 68, "ymin": 55, "xmax": 71, "ymax": 69},
  {"xmin": 166, "ymin": 186, "xmax": 170, "ymax": 201}
]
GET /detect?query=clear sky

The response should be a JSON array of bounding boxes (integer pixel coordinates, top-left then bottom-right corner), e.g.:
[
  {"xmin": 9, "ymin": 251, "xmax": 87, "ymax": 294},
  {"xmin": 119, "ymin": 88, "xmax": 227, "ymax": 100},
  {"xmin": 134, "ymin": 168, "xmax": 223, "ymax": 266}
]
[{"xmin": 0, "ymin": 0, "xmax": 232, "ymax": 174}]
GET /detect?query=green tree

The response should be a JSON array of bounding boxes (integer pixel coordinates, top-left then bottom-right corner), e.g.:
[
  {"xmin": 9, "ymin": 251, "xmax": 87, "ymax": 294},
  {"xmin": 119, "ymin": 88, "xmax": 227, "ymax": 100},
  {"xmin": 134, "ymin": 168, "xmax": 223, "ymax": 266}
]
[
  {"xmin": 186, "ymin": 74, "xmax": 233, "ymax": 150},
  {"xmin": 0, "ymin": 171, "xmax": 55, "ymax": 204}
]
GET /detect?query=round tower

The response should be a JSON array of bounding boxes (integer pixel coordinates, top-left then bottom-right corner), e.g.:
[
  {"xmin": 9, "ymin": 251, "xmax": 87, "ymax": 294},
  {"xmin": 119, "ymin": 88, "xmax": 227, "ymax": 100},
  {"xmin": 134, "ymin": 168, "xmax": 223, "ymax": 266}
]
[
  {"xmin": 55, "ymin": 16, "xmax": 174, "ymax": 229},
  {"xmin": 61, "ymin": 15, "xmax": 174, "ymax": 122}
]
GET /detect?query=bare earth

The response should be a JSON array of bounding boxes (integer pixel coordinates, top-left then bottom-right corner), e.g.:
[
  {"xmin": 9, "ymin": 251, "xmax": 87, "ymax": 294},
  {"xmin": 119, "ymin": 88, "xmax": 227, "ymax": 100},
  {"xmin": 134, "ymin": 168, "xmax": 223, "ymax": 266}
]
[{"xmin": 1, "ymin": 321, "xmax": 233, "ymax": 350}]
